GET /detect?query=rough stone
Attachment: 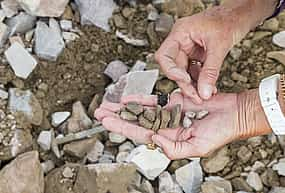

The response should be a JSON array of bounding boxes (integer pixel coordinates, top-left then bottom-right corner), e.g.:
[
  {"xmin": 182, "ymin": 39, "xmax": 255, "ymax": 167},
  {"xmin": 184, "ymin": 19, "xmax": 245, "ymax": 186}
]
[
  {"xmin": 9, "ymin": 35, "xmax": 24, "ymax": 46},
  {"xmin": 63, "ymin": 137, "xmax": 97, "ymax": 158},
  {"xmin": 140, "ymin": 179, "xmax": 155, "ymax": 193},
  {"xmin": 175, "ymin": 160, "xmax": 203, "ymax": 193},
  {"xmin": 201, "ymin": 147, "xmax": 230, "ymax": 173},
  {"xmin": 6, "ymin": 12, "xmax": 36, "ymax": 36},
  {"xmin": 185, "ymin": 111, "xmax": 196, "ymax": 119},
  {"xmin": 267, "ymin": 50, "xmax": 285, "ymax": 65},
  {"xmin": 246, "ymin": 171, "xmax": 263, "ymax": 191},
  {"xmin": 231, "ymin": 72, "xmax": 248, "ymax": 83},
  {"xmin": 120, "ymin": 111, "xmax": 137, "ymax": 121},
  {"xmin": 86, "ymin": 140, "xmax": 104, "ymax": 163},
  {"xmin": 138, "ymin": 114, "xmax": 153, "ymax": 129},
  {"xmin": 16, "ymin": 0, "xmax": 69, "ymax": 17},
  {"xmin": 5, "ymin": 42, "xmax": 37, "ymax": 79},
  {"xmin": 169, "ymin": 104, "xmax": 182, "ymax": 128},
  {"xmin": 156, "ymin": 78, "xmax": 176, "ymax": 94},
  {"xmin": 231, "ymin": 177, "xmax": 253, "ymax": 192},
  {"xmin": 37, "ymin": 130, "xmax": 52, "ymax": 151},
  {"xmin": 75, "ymin": 0, "xmax": 117, "ymax": 31},
  {"xmin": 261, "ymin": 168, "xmax": 280, "ymax": 187},
  {"xmin": 160, "ymin": 109, "xmax": 171, "ymax": 129},
  {"xmin": 104, "ymin": 60, "xmax": 129, "ymax": 82},
  {"xmin": 62, "ymin": 31, "xmax": 80, "ymax": 43},
  {"xmin": 60, "ymin": 19, "xmax": 72, "ymax": 31},
  {"xmin": 1, "ymin": 0, "xmax": 20, "ymax": 18},
  {"xmin": 126, "ymin": 102, "xmax": 144, "ymax": 115},
  {"xmin": 116, "ymin": 151, "xmax": 129, "ymax": 163},
  {"xmin": 0, "ymin": 22, "xmax": 9, "ymax": 47},
  {"xmin": 116, "ymin": 30, "xmax": 149, "ymax": 47},
  {"xmin": 230, "ymin": 47, "xmax": 242, "ymax": 60},
  {"xmin": 41, "ymin": 160, "xmax": 55, "ymax": 174},
  {"xmin": 152, "ymin": 106, "xmax": 161, "ymax": 132},
  {"xmin": 202, "ymin": 177, "xmax": 232, "ymax": 193},
  {"xmin": 252, "ymin": 31, "xmax": 272, "ymax": 41},
  {"xmin": 0, "ymin": 89, "xmax": 8, "ymax": 99},
  {"xmin": 51, "ymin": 111, "xmax": 70, "ymax": 127},
  {"xmin": 35, "ymin": 19, "xmax": 65, "ymax": 61},
  {"xmin": 273, "ymin": 31, "xmax": 285, "ymax": 48},
  {"xmin": 119, "ymin": 141, "xmax": 134, "ymax": 152},
  {"xmin": 159, "ymin": 171, "xmax": 183, "ymax": 193},
  {"xmin": 260, "ymin": 18, "xmax": 279, "ymax": 31},
  {"xmin": 183, "ymin": 116, "xmax": 192, "ymax": 128},
  {"xmin": 109, "ymin": 132, "xmax": 127, "ymax": 143},
  {"xmin": 67, "ymin": 101, "xmax": 93, "ymax": 133},
  {"xmin": 126, "ymin": 145, "xmax": 170, "ymax": 180},
  {"xmin": 269, "ymin": 187, "xmax": 285, "ymax": 193},
  {"xmin": 8, "ymin": 88, "xmax": 43, "ymax": 126},
  {"xmin": 273, "ymin": 159, "xmax": 285, "ymax": 176},
  {"xmin": 62, "ymin": 166, "xmax": 74, "ymax": 178},
  {"xmin": 237, "ymin": 146, "xmax": 252, "ymax": 163},
  {"xmin": 131, "ymin": 60, "xmax": 147, "ymax": 72},
  {"xmin": 143, "ymin": 109, "xmax": 156, "ymax": 122},
  {"xmin": 155, "ymin": 13, "xmax": 174, "ymax": 36},
  {"xmin": 0, "ymin": 151, "xmax": 44, "ymax": 193},
  {"xmin": 104, "ymin": 75, "xmax": 127, "ymax": 103}
]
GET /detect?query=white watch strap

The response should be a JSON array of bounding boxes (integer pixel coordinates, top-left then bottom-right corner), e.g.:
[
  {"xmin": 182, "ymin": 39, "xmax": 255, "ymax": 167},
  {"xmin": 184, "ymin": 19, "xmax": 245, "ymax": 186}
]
[{"xmin": 259, "ymin": 74, "xmax": 285, "ymax": 135}]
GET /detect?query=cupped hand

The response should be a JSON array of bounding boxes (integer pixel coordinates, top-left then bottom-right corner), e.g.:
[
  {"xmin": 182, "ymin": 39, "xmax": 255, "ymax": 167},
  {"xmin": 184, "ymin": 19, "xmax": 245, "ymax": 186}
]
[
  {"xmin": 155, "ymin": 6, "xmax": 246, "ymax": 103},
  {"xmin": 95, "ymin": 91, "xmax": 242, "ymax": 160}
]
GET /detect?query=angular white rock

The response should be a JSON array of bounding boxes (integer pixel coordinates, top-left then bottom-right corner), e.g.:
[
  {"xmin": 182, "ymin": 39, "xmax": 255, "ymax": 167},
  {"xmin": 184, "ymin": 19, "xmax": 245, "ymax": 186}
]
[
  {"xmin": 175, "ymin": 160, "xmax": 203, "ymax": 193},
  {"xmin": 116, "ymin": 151, "xmax": 130, "ymax": 163},
  {"xmin": 37, "ymin": 130, "xmax": 52, "ymax": 151},
  {"xmin": 6, "ymin": 12, "xmax": 36, "ymax": 36},
  {"xmin": 86, "ymin": 140, "xmax": 104, "ymax": 163},
  {"xmin": 269, "ymin": 187, "xmax": 285, "ymax": 193},
  {"xmin": 131, "ymin": 60, "xmax": 147, "ymax": 72},
  {"xmin": 1, "ymin": 0, "xmax": 20, "ymax": 18},
  {"xmin": 196, "ymin": 110, "xmax": 209, "ymax": 120},
  {"xmin": 273, "ymin": 31, "xmax": 285, "ymax": 48},
  {"xmin": 246, "ymin": 171, "xmax": 263, "ymax": 191},
  {"xmin": 185, "ymin": 111, "xmax": 196, "ymax": 119},
  {"xmin": 119, "ymin": 141, "xmax": 135, "ymax": 152},
  {"xmin": 126, "ymin": 145, "xmax": 170, "ymax": 180},
  {"xmin": 123, "ymin": 70, "xmax": 159, "ymax": 96},
  {"xmin": 116, "ymin": 30, "xmax": 149, "ymax": 47},
  {"xmin": 159, "ymin": 171, "xmax": 183, "ymax": 193},
  {"xmin": 273, "ymin": 160, "xmax": 285, "ymax": 176},
  {"xmin": 104, "ymin": 60, "xmax": 129, "ymax": 82},
  {"xmin": 35, "ymin": 19, "xmax": 65, "ymax": 61},
  {"xmin": 51, "ymin": 111, "xmax": 70, "ymax": 127},
  {"xmin": 62, "ymin": 32, "xmax": 79, "ymax": 43},
  {"xmin": 183, "ymin": 116, "xmax": 192, "ymax": 128},
  {"xmin": 75, "ymin": 0, "xmax": 117, "ymax": 31},
  {"xmin": 109, "ymin": 132, "xmax": 127, "ymax": 144},
  {"xmin": 60, "ymin": 20, "xmax": 72, "ymax": 31},
  {"xmin": 16, "ymin": 0, "xmax": 69, "ymax": 17},
  {"xmin": 5, "ymin": 42, "xmax": 37, "ymax": 79},
  {"xmin": 41, "ymin": 160, "xmax": 55, "ymax": 174}
]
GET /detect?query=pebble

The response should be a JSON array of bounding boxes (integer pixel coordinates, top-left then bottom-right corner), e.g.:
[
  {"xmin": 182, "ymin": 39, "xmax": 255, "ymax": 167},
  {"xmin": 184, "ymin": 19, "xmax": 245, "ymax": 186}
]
[
  {"xmin": 9, "ymin": 35, "xmax": 24, "ymax": 46},
  {"xmin": 160, "ymin": 109, "xmax": 171, "ymax": 129},
  {"xmin": 75, "ymin": 0, "xmax": 117, "ymax": 31},
  {"xmin": 260, "ymin": 18, "xmax": 279, "ymax": 31},
  {"xmin": 1, "ymin": 0, "xmax": 19, "ymax": 18},
  {"xmin": 252, "ymin": 31, "xmax": 272, "ymax": 41},
  {"xmin": 0, "ymin": 22, "xmax": 9, "ymax": 47},
  {"xmin": 0, "ymin": 151, "xmax": 44, "ymax": 193},
  {"xmin": 231, "ymin": 72, "xmax": 248, "ymax": 83},
  {"xmin": 60, "ymin": 20, "xmax": 72, "ymax": 31},
  {"xmin": 201, "ymin": 177, "xmax": 232, "ymax": 193},
  {"xmin": 230, "ymin": 47, "xmax": 242, "ymax": 60},
  {"xmin": 273, "ymin": 31, "xmax": 285, "ymax": 48},
  {"xmin": 86, "ymin": 140, "xmax": 104, "ymax": 163},
  {"xmin": 231, "ymin": 177, "xmax": 253, "ymax": 192},
  {"xmin": 41, "ymin": 160, "xmax": 55, "ymax": 174},
  {"xmin": 138, "ymin": 115, "xmax": 153, "ymax": 129},
  {"xmin": 116, "ymin": 151, "xmax": 129, "ymax": 163},
  {"xmin": 152, "ymin": 107, "xmax": 161, "ymax": 132},
  {"xmin": 156, "ymin": 79, "xmax": 176, "ymax": 94},
  {"xmin": 8, "ymin": 88, "xmax": 43, "ymax": 126},
  {"xmin": 51, "ymin": 112, "xmax": 70, "ymax": 127},
  {"xmin": 34, "ymin": 19, "xmax": 65, "ymax": 61},
  {"xmin": 183, "ymin": 116, "xmax": 192, "ymax": 128},
  {"xmin": 155, "ymin": 13, "xmax": 174, "ymax": 36},
  {"xmin": 0, "ymin": 89, "xmax": 8, "ymax": 99},
  {"xmin": 147, "ymin": 8, "xmax": 159, "ymax": 21},
  {"xmin": 267, "ymin": 50, "xmax": 285, "ymax": 65},
  {"xmin": 159, "ymin": 171, "xmax": 183, "ymax": 193},
  {"xmin": 63, "ymin": 137, "xmax": 97, "ymax": 158},
  {"xmin": 130, "ymin": 60, "xmax": 147, "ymax": 72},
  {"xmin": 143, "ymin": 109, "xmax": 156, "ymax": 122},
  {"xmin": 169, "ymin": 104, "xmax": 182, "ymax": 128},
  {"xmin": 62, "ymin": 166, "xmax": 74, "ymax": 178},
  {"xmin": 37, "ymin": 130, "xmax": 52, "ymax": 151},
  {"xmin": 175, "ymin": 160, "xmax": 203, "ymax": 193},
  {"xmin": 273, "ymin": 160, "xmax": 285, "ymax": 176},
  {"xmin": 119, "ymin": 141, "xmax": 134, "ymax": 152},
  {"xmin": 269, "ymin": 187, "xmax": 285, "ymax": 193},
  {"xmin": 17, "ymin": 0, "xmax": 69, "ymax": 17},
  {"xmin": 104, "ymin": 60, "xmax": 129, "ymax": 82},
  {"xmin": 116, "ymin": 30, "xmax": 149, "ymax": 47},
  {"xmin": 25, "ymin": 29, "xmax": 34, "ymax": 42},
  {"xmin": 5, "ymin": 42, "xmax": 37, "ymax": 79},
  {"xmin": 62, "ymin": 32, "xmax": 79, "ymax": 43},
  {"xmin": 123, "ymin": 70, "xmax": 159, "ymax": 96},
  {"xmin": 126, "ymin": 102, "xmax": 144, "ymax": 115},
  {"xmin": 246, "ymin": 171, "xmax": 263, "ymax": 191},
  {"xmin": 109, "ymin": 132, "xmax": 127, "ymax": 144},
  {"xmin": 126, "ymin": 145, "xmax": 170, "ymax": 180},
  {"xmin": 120, "ymin": 111, "xmax": 137, "ymax": 121},
  {"xmin": 6, "ymin": 12, "xmax": 36, "ymax": 36},
  {"xmin": 237, "ymin": 146, "xmax": 252, "ymax": 163},
  {"xmin": 185, "ymin": 111, "xmax": 196, "ymax": 119}
]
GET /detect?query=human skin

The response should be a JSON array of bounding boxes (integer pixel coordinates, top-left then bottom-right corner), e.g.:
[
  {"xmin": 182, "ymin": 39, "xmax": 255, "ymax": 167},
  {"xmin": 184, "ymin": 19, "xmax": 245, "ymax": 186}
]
[
  {"xmin": 155, "ymin": 0, "xmax": 278, "ymax": 103},
  {"xmin": 94, "ymin": 88, "xmax": 285, "ymax": 159}
]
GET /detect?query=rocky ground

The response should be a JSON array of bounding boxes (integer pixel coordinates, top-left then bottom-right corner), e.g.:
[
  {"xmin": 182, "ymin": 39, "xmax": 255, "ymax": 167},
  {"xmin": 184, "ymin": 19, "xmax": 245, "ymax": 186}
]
[{"xmin": 1, "ymin": 0, "xmax": 285, "ymax": 193}]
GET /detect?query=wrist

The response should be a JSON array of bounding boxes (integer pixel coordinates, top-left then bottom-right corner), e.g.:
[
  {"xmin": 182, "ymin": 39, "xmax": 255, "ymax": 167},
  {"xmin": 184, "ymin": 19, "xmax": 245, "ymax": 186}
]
[{"xmin": 236, "ymin": 89, "xmax": 272, "ymax": 139}]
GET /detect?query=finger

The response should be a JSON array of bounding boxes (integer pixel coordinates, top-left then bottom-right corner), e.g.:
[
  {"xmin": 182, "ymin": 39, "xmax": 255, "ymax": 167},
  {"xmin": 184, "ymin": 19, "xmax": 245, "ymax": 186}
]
[
  {"xmin": 198, "ymin": 45, "xmax": 226, "ymax": 100},
  {"xmin": 152, "ymin": 135, "xmax": 200, "ymax": 159},
  {"xmin": 177, "ymin": 81, "xmax": 202, "ymax": 104},
  {"xmin": 155, "ymin": 36, "xmax": 191, "ymax": 83},
  {"xmin": 121, "ymin": 95, "xmax": 157, "ymax": 106},
  {"xmin": 175, "ymin": 51, "xmax": 188, "ymax": 70},
  {"xmin": 94, "ymin": 108, "xmax": 120, "ymax": 121},
  {"xmin": 165, "ymin": 91, "xmax": 184, "ymax": 110},
  {"xmin": 102, "ymin": 117, "xmax": 154, "ymax": 144},
  {"xmin": 100, "ymin": 101, "xmax": 123, "ymax": 112}
]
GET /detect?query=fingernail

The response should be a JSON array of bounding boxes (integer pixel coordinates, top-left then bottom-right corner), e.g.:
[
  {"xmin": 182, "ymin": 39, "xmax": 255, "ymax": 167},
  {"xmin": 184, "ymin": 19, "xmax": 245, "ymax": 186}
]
[
  {"xmin": 152, "ymin": 135, "xmax": 162, "ymax": 147},
  {"xmin": 200, "ymin": 84, "xmax": 213, "ymax": 100}
]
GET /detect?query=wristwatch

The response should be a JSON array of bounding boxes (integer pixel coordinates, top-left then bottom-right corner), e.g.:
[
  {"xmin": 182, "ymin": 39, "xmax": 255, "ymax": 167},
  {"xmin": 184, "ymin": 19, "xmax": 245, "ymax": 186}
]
[{"xmin": 259, "ymin": 74, "xmax": 285, "ymax": 135}]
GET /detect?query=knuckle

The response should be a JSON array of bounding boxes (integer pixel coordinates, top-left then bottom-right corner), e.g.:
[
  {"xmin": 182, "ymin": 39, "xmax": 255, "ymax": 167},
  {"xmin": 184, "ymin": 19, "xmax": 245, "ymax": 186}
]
[
  {"xmin": 201, "ymin": 68, "xmax": 219, "ymax": 82},
  {"xmin": 154, "ymin": 51, "xmax": 163, "ymax": 63}
]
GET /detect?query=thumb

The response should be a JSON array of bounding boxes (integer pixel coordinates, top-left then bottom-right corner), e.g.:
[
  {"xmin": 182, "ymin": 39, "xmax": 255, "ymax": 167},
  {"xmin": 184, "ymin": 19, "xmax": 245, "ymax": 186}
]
[
  {"xmin": 152, "ymin": 135, "xmax": 197, "ymax": 160},
  {"xmin": 198, "ymin": 50, "xmax": 226, "ymax": 100}
]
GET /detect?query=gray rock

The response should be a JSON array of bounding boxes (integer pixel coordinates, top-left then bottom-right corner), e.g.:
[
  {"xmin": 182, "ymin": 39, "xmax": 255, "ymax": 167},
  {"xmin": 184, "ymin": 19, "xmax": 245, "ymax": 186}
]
[
  {"xmin": 237, "ymin": 146, "xmax": 252, "ymax": 163},
  {"xmin": 35, "ymin": 19, "xmax": 65, "ymax": 61},
  {"xmin": 131, "ymin": 60, "xmax": 147, "ymax": 72},
  {"xmin": 104, "ymin": 60, "xmax": 129, "ymax": 82},
  {"xmin": 185, "ymin": 111, "xmax": 196, "ymax": 119},
  {"xmin": 0, "ymin": 89, "xmax": 8, "ymax": 99},
  {"xmin": 104, "ymin": 75, "xmax": 127, "ymax": 103},
  {"xmin": 86, "ymin": 140, "xmax": 104, "ymax": 163},
  {"xmin": 155, "ymin": 13, "xmax": 174, "ymax": 36},
  {"xmin": 16, "ymin": 0, "xmax": 69, "ymax": 17},
  {"xmin": 0, "ymin": 151, "xmax": 44, "ymax": 193},
  {"xmin": 246, "ymin": 171, "xmax": 263, "ymax": 191},
  {"xmin": 51, "ymin": 111, "xmax": 70, "ymax": 127},
  {"xmin": 202, "ymin": 177, "xmax": 232, "ymax": 193},
  {"xmin": 273, "ymin": 159, "xmax": 285, "ymax": 176},
  {"xmin": 63, "ymin": 137, "xmax": 97, "ymax": 158},
  {"xmin": 143, "ymin": 109, "xmax": 156, "ymax": 122},
  {"xmin": 60, "ymin": 19, "xmax": 72, "ymax": 31},
  {"xmin": 159, "ymin": 171, "xmax": 183, "ymax": 193},
  {"xmin": 141, "ymin": 179, "xmax": 155, "ymax": 193},
  {"xmin": 6, "ymin": 12, "xmax": 36, "ymax": 36},
  {"xmin": 273, "ymin": 31, "xmax": 285, "ymax": 48},
  {"xmin": 269, "ymin": 187, "xmax": 285, "ymax": 193},
  {"xmin": 1, "ymin": 0, "xmax": 20, "ymax": 18},
  {"xmin": 109, "ymin": 132, "xmax": 127, "ymax": 143},
  {"xmin": 0, "ymin": 22, "xmax": 10, "ymax": 47},
  {"xmin": 138, "ymin": 114, "xmax": 153, "ymax": 129},
  {"xmin": 119, "ymin": 141, "xmax": 134, "ymax": 152},
  {"xmin": 160, "ymin": 109, "xmax": 170, "ymax": 129},
  {"xmin": 120, "ymin": 111, "xmax": 137, "ymax": 121},
  {"xmin": 229, "ymin": 47, "xmax": 242, "ymax": 60},
  {"xmin": 62, "ymin": 166, "xmax": 74, "ymax": 178},
  {"xmin": 183, "ymin": 116, "xmax": 192, "ymax": 128},
  {"xmin": 8, "ymin": 88, "xmax": 43, "ymax": 126},
  {"xmin": 169, "ymin": 104, "xmax": 182, "ymax": 128},
  {"xmin": 231, "ymin": 72, "xmax": 248, "ymax": 83},
  {"xmin": 75, "ymin": 0, "xmax": 117, "ymax": 31},
  {"xmin": 116, "ymin": 30, "xmax": 149, "ymax": 47},
  {"xmin": 41, "ymin": 160, "xmax": 55, "ymax": 174},
  {"xmin": 5, "ymin": 42, "xmax": 37, "ymax": 79},
  {"xmin": 196, "ymin": 110, "xmax": 209, "ymax": 120},
  {"xmin": 62, "ymin": 31, "xmax": 79, "ymax": 43},
  {"xmin": 126, "ymin": 102, "xmax": 144, "ymax": 115},
  {"xmin": 37, "ymin": 130, "xmax": 52, "ymax": 151},
  {"xmin": 175, "ymin": 160, "xmax": 203, "ymax": 193},
  {"xmin": 116, "ymin": 151, "xmax": 129, "ymax": 163},
  {"xmin": 98, "ymin": 151, "xmax": 115, "ymax": 163},
  {"xmin": 127, "ymin": 145, "xmax": 170, "ymax": 180},
  {"xmin": 67, "ymin": 101, "xmax": 93, "ymax": 133}
]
